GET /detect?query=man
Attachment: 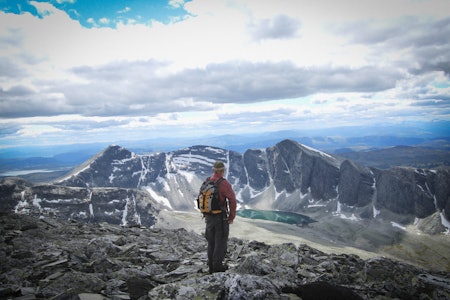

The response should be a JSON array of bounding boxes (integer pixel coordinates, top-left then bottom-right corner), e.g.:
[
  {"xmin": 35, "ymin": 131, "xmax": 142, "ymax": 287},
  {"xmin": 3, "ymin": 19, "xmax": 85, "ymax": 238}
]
[{"xmin": 203, "ymin": 161, "xmax": 237, "ymax": 273}]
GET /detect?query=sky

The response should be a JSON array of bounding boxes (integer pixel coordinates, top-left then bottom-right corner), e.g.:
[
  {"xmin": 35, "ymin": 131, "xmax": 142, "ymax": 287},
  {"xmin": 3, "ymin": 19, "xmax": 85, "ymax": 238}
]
[{"xmin": 1, "ymin": 0, "xmax": 450, "ymax": 150}]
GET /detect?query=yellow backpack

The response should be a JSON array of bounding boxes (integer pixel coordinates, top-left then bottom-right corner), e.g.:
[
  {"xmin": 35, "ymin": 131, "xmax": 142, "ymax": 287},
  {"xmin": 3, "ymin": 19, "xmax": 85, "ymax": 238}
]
[{"xmin": 197, "ymin": 177, "xmax": 224, "ymax": 214}]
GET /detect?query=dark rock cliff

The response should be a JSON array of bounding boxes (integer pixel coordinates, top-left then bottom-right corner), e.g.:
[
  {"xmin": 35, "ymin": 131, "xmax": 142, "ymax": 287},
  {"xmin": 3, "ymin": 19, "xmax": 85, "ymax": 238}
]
[
  {"xmin": 2, "ymin": 139, "xmax": 450, "ymax": 233},
  {"xmin": 0, "ymin": 177, "xmax": 160, "ymax": 227}
]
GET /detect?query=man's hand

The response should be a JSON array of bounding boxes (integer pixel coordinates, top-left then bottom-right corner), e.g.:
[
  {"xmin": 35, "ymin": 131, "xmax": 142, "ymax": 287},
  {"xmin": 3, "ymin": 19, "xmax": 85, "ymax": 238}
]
[{"xmin": 228, "ymin": 219, "xmax": 233, "ymax": 224}]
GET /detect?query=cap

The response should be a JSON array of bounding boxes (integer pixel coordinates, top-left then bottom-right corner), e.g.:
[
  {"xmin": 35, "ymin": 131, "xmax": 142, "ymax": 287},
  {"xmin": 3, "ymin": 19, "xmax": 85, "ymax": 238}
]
[{"xmin": 213, "ymin": 161, "xmax": 225, "ymax": 170}]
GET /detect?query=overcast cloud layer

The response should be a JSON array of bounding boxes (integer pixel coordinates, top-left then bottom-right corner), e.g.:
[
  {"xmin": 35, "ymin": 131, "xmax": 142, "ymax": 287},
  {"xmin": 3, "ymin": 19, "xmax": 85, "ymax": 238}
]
[{"xmin": 1, "ymin": 0, "xmax": 450, "ymax": 148}]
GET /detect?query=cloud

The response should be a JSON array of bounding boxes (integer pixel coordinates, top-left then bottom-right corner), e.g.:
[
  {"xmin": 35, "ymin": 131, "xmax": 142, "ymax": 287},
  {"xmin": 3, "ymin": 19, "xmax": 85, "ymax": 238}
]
[
  {"xmin": 0, "ymin": 59, "xmax": 404, "ymax": 119},
  {"xmin": 169, "ymin": 0, "xmax": 187, "ymax": 9},
  {"xmin": 248, "ymin": 14, "xmax": 301, "ymax": 40},
  {"xmin": 0, "ymin": 58, "xmax": 26, "ymax": 79},
  {"xmin": 336, "ymin": 15, "xmax": 450, "ymax": 75},
  {"xmin": 117, "ymin": 7, "xmax": 131, "ymax": 14},
  {"xmin": 0, "ymin": 123, "xmax": 21, "ymax": 137},
  {"xmin": 0, "ymin": 0, "xmax": 449, "ymax": 148}
]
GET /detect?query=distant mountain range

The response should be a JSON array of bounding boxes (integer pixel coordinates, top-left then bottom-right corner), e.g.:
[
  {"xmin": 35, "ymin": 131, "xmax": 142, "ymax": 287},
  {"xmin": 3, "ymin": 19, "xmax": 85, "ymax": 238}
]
[
  {"xmin": 2, "ymin": 132, "xmax": 450, "ymax": 181},
  {"xmin": 2, "ymin": 139, "xmax": 449, "ymax": 236},
  {"xmin": 337, "ymin": 145, "xmax": 450, "ymax": 169}
]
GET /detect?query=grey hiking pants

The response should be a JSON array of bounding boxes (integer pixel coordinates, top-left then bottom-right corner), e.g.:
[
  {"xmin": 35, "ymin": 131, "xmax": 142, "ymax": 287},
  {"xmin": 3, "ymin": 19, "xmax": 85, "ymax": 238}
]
[{"xmin": 205, "ymin": 213, "xmax": 229, "ymax": 270}]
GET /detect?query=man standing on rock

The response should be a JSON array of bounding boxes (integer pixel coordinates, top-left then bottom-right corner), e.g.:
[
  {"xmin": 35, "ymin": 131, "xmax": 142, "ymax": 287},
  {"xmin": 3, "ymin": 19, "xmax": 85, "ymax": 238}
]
[{"xmin": 201, "ymin": 161, "xmax": 237, "ymax": 273}]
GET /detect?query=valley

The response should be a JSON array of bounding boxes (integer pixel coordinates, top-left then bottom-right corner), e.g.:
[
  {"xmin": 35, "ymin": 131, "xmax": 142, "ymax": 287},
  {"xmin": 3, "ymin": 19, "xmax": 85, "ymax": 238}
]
[{"xmin": 156, "ymin": 210, "xmax": 450, "ymax": 273}]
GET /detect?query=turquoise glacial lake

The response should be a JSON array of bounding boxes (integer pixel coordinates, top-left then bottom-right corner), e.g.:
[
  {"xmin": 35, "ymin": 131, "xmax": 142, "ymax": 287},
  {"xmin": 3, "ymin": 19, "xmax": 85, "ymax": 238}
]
[{"xmin": 236, "ymin": 209, "xmax": 316, "ymax": 226}]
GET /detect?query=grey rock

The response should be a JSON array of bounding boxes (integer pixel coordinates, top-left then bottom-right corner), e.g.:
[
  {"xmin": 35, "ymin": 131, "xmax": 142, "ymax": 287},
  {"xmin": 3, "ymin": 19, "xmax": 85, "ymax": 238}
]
[
  {"xmin": 0, "ymin": 180, "xmax": 161, "ymax": 227},
  {"xmin": 1, "ymin": 213, "xmax": 448, "ymax": 300},
  {"xmin": 338, "ymin": 159, "xmax": 374, "ymax": 207},
  {"xmin": 375, "ymin": 167, "xmax": 436, "ymax": 218},
  {"xmin": 432, "ymin": 167, "xmax": 450, "ymax": 221}
]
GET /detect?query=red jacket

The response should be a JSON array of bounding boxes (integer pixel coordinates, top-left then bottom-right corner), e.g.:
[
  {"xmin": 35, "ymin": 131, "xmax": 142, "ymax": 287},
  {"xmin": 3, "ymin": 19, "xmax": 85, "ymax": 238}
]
[{"xmin": 210, "ymin": 173, "xmax": 237, "ymax": 222}]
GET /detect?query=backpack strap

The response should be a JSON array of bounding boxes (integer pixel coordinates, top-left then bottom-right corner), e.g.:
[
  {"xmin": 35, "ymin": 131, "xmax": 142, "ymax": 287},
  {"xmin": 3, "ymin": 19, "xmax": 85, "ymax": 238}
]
[
  {"xmin": 214, "ymin": 177, "xmax": 224, "ymax": 185},
  {"xmin": 214, "ymin": 177, "xmax": 227, "ymax": 215}
]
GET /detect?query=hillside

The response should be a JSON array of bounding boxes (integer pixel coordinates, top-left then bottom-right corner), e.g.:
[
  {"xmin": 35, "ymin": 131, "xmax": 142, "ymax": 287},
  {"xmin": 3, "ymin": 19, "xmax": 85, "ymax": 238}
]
[{"xmin": 1, "ymin": 212, "xmax": 449, "ymax": 299}]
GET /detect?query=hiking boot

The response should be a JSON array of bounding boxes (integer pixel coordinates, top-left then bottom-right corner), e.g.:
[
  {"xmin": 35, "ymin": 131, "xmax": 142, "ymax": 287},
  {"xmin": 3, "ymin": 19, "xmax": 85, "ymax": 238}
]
[
  {"xmin": 213, "ymin": 264, "xmax": 228, "ymax": 273},
  {"xmin": 208, "ymin": 264, "xmax": 214, "ymax": 274}
]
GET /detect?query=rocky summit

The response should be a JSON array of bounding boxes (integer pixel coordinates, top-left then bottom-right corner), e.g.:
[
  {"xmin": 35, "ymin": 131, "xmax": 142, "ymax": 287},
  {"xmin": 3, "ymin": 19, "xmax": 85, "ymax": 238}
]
[{"xmin": 1, "ymin": 212, "xmax": 449, "ymax": 300}]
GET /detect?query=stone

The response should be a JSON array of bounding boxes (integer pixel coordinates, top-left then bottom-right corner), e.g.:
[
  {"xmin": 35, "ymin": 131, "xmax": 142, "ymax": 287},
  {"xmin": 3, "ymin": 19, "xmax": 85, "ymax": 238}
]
[
  {"xmin": 284, "ymin": 281, "xmax": 363, "ymax": 300},
  {"xmin": 1, "ymin": 212, "xmax": 449, "ymax": 300},
  {"xmin": 78, "ymin": 293, "xmax": 109, "ymax": 300}
]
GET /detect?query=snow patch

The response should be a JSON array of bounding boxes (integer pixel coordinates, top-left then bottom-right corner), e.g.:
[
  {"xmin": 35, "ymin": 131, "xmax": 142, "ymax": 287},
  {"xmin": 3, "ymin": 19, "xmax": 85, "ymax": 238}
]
[
  {"xmin": 440, "ymin": 211, "xmax": 450, "ymax": 231},
  {"xmin": 157, "ymin": 176, "xmax": 171, "ymax": 192},
  {"xmin": 121, "ymin": 197, "xmax": 129, "ymax": 226},
  {"xmin": 307, "ymin": 203, "xmax": 327, "ymax": 208},
  {"xmin": 415, "ymin": 168, "xmax": 428, "ymax": 176},
  {"xmin": 43, "ymin": 198, "xmax": 82, "ymax": 204},
  {"xmin": 173, "ymin": 152, "xmax": 217, "ymax": 169},
  {"xmin": 145, "ymin": 187, "xmax": 173, "ymax": 209},
  {"xmin": 302, "ymin": 144, "xmax": 335, "ymax": 160},
  {"xmin": 179, "ymin": 170, "xmax": 195, "ymax": 183},
  {"xmin": 337, "ymin": 213, "xmax": 360, "ymax": 221},
  {"xmin": 300, "ymin": 189, "xmax": 308, "ymax": 200},
  {"xmin": 391, "ymin": 222, "xmax": 406, "ymax": 230},
  {"xmin": 373, "ymin": 206, "xmax": 380, "ymax": 218},
  {"xmin": 333, "ymin": 201, "xmax": 360, "ymax": 221},
  {"xmin": 55, "ymin": 163, "xmax": 91, "ymax": 183},
  {"xmin": 204, "ymin": 146, "xmax": 226, "ymax": 154},
  {"xmin": 307, "ymin": 192, "xmax": 327, "ymax": 208},
  {"xmin": 121, "ymin": 194, "xmax": 141, "ymax": 227},
  {"xmin": 14, "ymin": 191, "xmax": 28, "ymax": 213},
  {"xmin": 32, "ymin": 194, "xmax": 42, "ymax": 209}
]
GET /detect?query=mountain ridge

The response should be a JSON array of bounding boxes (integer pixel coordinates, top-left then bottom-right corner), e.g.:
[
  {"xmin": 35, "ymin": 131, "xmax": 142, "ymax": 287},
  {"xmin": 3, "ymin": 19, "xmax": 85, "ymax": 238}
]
[
  {"xmin": 6, "ymin": 139, "xmax": 449, "ymax": 234},
  {"xmin": 2, "ymin": 130, "xmax": 449, "ymax": 166},
  {"xmin": 2, "ymin": 139, "xmax": 450, "ymax": 274}
]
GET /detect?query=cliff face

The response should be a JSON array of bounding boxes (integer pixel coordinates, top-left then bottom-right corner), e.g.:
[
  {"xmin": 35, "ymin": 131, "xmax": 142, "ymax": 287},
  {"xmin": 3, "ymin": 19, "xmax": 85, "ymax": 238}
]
[
  {"xmin": 1, "ymin": 212, "xmax": 449, "ymax": 300},
  {"xmin": 0, "ymin": 177, "xmax": 160, "ymax": 227},
  {"xmin": 338, "ymin": 159, "xmax": 375, "ymax": 207},
  {"xmin": 2, "ymin": 139, "xmax": 449, "ymax": 233}
]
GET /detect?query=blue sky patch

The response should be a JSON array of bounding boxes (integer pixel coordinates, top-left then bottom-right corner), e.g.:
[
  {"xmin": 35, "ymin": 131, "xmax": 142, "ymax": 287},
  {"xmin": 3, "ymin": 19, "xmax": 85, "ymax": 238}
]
[{"xmin": 0, "ymin": 0, "xmax": 192, "ymax": 28}]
